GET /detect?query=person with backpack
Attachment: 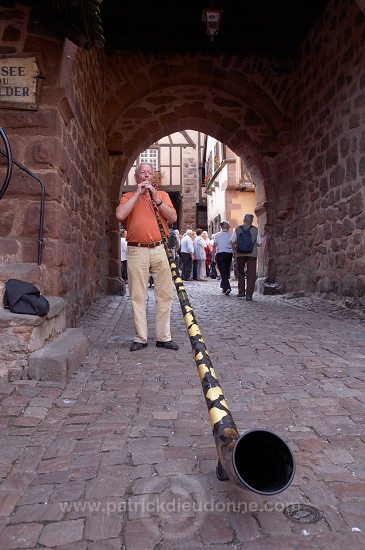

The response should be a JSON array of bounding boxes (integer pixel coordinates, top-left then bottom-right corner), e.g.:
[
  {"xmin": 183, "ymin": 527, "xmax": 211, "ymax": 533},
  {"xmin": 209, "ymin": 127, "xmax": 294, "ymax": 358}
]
[{"xmin": 230, "ymin": 214, "xmax": 262, "ymax": 301}]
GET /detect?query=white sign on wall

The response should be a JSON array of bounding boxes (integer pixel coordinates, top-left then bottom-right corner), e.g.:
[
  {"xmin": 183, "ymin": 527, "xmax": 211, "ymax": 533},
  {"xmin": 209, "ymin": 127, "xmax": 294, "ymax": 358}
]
[{"xmin": 0, "ymin": 54, "xmax": 44, "ymax": 110}]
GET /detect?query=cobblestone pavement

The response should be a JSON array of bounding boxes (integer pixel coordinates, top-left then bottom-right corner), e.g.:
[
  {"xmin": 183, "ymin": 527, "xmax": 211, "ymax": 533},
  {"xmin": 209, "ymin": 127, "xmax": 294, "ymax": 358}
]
[{"xmin": 0, "ymin": 279, "xmax": 364, "ymax": 550}]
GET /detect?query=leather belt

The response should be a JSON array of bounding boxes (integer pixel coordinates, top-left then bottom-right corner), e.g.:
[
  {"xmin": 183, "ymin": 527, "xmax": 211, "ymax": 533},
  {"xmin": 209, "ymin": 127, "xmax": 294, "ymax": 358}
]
[{"xmin": 127, "ymin": 240, "xmax": 163, "ymax": 248}]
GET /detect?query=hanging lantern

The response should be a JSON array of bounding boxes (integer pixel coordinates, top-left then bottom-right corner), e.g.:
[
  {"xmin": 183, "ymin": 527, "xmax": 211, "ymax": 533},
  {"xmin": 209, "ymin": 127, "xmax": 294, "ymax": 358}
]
[{"xmin": 202, "ymin": 8, "xmax": 223, "ymax": 42}]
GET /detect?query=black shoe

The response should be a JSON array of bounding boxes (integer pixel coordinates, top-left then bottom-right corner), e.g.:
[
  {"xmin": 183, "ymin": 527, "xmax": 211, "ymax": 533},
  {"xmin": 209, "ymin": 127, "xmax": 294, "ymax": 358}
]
[
  {"xmin": 237, "ymin": 293, "xmax": 245, "ymax": 297},
  {"xmin": 223, "ymin": 289, "xmax": 231, "ymax": 295},
  {"xmin": 130, "ymin": 342, "xmax": 147, "ymax": 351},
  {"xmin": 156, "ymin": 340, "xmax": 179, "ymax": 350},
  {"xmin": 246, "ymin": 297, "xmax": 253, "ymax": 301}
]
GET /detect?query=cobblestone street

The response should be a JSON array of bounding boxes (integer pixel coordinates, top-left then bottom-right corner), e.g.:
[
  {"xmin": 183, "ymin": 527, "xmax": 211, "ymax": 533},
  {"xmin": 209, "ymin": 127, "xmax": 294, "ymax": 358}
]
[{"xmin": 0, "ymin": 279, "xmax": 364, "ymax": 549}]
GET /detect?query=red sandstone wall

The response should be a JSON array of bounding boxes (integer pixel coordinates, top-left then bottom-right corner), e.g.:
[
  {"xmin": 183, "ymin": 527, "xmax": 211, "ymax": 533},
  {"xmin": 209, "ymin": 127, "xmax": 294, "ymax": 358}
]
[
  {"xmin": 0, "ymin": 5, "xmax": 110, "ymax": 323},
  {"xmin": 1, "ymin": 0, "xmax": 365, "ymax": 314},
  {"xmin": 274, "ymin": 0, "xmax": 365, "ymax": 299}
]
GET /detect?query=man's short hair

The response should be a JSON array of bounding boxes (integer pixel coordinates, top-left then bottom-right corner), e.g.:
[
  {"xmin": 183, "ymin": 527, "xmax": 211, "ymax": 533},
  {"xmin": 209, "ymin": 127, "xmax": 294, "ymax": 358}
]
[
  {"xmin": 135, "ymin": 162, "xmax": 153, "ymax": 175},
  {"xmin": 220, "ymin": 221, "xmax": 230, "ymax": 229},
  {"xmin": 243, "ymin": 214, "xmax": 254, "ymax": 224}
]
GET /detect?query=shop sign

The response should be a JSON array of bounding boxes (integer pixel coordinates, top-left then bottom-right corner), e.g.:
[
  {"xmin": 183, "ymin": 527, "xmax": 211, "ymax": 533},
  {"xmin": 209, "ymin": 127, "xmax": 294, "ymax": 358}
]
[{"xmin": 0, "ymin": 54, "xmax": 44, "ymax": 110}]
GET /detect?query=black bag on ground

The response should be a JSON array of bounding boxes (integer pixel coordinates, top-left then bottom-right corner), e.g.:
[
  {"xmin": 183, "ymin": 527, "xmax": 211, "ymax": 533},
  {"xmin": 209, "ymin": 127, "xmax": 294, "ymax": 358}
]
[{"xmin": 3, "ymin": 279, "xmax": 50, "ymax": 316}]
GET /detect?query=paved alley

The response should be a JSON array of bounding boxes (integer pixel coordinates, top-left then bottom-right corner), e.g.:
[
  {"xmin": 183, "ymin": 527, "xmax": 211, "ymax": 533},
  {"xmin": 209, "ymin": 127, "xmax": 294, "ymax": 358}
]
[{"xmin": 0, "ymin": 279, "xmax": 364, "ymax": 550}]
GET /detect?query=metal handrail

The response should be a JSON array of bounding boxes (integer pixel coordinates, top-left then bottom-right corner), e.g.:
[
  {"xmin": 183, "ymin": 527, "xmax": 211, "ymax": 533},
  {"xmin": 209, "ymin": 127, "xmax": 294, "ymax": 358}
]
[
  {"xmin": 0, "ymin": 127, "xmax": 12, "ymax": 200},
  {"xmin": 0, "ymin": 127, "xmax": 45, "ymax": 265}
]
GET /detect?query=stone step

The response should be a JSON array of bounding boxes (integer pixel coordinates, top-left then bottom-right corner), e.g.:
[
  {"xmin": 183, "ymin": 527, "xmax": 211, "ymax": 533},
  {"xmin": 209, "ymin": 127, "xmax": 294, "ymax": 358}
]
[
  {"xmin": 0, "ymin": 296, "xmax": 67, "ymax": 380},
  {"xmin": 28, "ymin": 328, "xmax": 89, "ymax": 382}
]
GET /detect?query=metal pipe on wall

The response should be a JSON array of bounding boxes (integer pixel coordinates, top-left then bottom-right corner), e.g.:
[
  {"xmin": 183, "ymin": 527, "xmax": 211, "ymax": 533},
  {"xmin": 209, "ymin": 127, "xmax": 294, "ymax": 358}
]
[{"xmin": 0, "ymin": 127, "xmax": 45, "ymax": 266}]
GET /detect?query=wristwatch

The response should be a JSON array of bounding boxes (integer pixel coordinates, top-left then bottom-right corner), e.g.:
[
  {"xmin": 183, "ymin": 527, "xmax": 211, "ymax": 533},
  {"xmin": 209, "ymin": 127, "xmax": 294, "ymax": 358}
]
[{"xmin": 156, "ymin": 200, "xmax": 163, "ymax": 206}]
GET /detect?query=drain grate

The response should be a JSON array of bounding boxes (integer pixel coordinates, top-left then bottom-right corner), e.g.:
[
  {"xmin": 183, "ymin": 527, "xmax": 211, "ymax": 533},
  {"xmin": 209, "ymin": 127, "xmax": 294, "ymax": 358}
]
[{"xmin": 284, "ymin": 504, "xmax": 321, "ymax": 524}]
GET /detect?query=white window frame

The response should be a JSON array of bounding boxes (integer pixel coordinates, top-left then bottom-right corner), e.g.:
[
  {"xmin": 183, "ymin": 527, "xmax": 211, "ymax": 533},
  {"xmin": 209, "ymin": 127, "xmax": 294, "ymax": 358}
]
[{"xmin": 139, "ymin": 148, "xmax": 159, "ymax": 171}]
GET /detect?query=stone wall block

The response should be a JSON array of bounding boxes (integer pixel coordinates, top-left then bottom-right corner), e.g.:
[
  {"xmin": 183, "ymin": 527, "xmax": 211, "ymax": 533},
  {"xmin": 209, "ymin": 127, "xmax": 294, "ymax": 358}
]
[
  {"xmin": 29, "ymin": 299, "xmax": 66, "ymax": 352},
  {"xmin": 109, "ymin": 258, "xmax": 121, "ymax": 278},
  {"xmin": 306, "ymin": 213, "xmax": 318, "ymax": 231},
  {"xmin": 21, "ymin": 239, "xmax": 40, "ymax": 264},
  {"xmin": 331, "ymin": 222, "xmax": 344, "ymax": 239},
  {"xmin": 41, "ymin": 171, "xmax": 64, "ymax": 202},
  {"xmin": 359, "ymin": 154, "xmax": 365, "ymax": 176},
  {"xmin": 329, "ymin": 164, "xmax": 345, "ymax": 188},
  {"xmin": 20, "ymin": 201, "xmax": 67, "ymax": 241},
  {"xmin": 220, "ymin": 117, "xmax": 240, "ymax": 134},
  {"xmin": 3, "ymin": 25, "xmax": 21, "ymax": 41},
  {"xmin": 318, "ymin": 210, "xmax": 327, "ymax": 225},
  {"xmin": 41, "ymin": 240, "xmax": 64, "ymax": 268},
  {"xmin": 0, "ymin": 109, "xmax": 59, "ymax": 134},
  {"xmin": 291, "ymin": 241, "xmax": 302, "ymax": 253},
  {"xmin": 59, "ymin": 146, "xmax": 72, "ymax": 183},
  {"xmin": 130, "ymin": 72, "xmax": 151, "ymax": 93},
  {"xmin": 70, "ymin": 165, "xmax": 83, "ymax": 197},
  {"xmin": 313, "ymin": 154, "xmax": 325, "ymax": 176},
  {"xmin": 349, "ymin": 191, "xmax": 364, "ymax": 217},
  {"xmin": 132, "ymin": 127, "xmax": 149, "ymax": 147},
  {"xmin": 109, "ymin": 234, "xmax": 121, "ymax": 260},
  {"xmin": 345, "ymin": 157, "xmax": 357, "ymax": 181},
  {"xmin": 117, "ymin": 81, "xmax": 137, "ymax": 109},
  {"xmin": 292, "ymin": 252, "xmax": 305, "ymax": 264},
  {"xmin": 2, "ymin": 169, "xmax": 44, "ymax": 199},
  {"xmin": 341, "ymin": 183, "xmax": 354, "ymax": 199},
  {"xmin": 349, "ymin": 112, "xmax": 361, "ymax": 129},
  {"xmin": 0, "ymin": 7, "xmax": 27, "ymax": 22},
  {"xmin": 337, "ymin": 202, "xmax": 348, "ymax": 219},
  {"xmin": 311, "ymin": 227, "xmax": 324, "ymax": 246},
  {"xmin": 40, "ymin": 267, "xmax": 61, "ymax": 297},
  {"xmin": 0, "ymin": 238, "xmax": 20, "ymax": 259},
  {"xmin": 24, "ymin": 36, "xmax": 62, "ymax": 86},
  {"xmin": 29, "ymin": 139, "xmax": 57, "ymax": 168},
  {"xmin": 0, "ymin": 204, "xmax": 15, "ymax": 236},
  {"xmin": 355, "ymin": 213, "xmax": 365, "ymax": 230},
  {"xmin": 326, "ymin": 144, "xmax": 338, "ymax": 169}
]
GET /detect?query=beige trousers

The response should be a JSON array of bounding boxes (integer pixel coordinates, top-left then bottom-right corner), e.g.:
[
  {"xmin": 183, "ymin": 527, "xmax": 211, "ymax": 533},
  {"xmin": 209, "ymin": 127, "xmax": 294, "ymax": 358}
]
[{"xmin": 127, "ymin": 244, "xmax": 173, "ymax": 343}]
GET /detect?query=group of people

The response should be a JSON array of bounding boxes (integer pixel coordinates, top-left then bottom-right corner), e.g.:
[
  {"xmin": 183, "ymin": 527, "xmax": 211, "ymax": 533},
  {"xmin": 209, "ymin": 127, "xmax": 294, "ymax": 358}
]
[
  {"xmin": 116, "ymin": 162, "xmax": 261, "ymax": 352},
  {"xmin": 179, "ymin": 228, "xmax": 212, "ymax": 281}
]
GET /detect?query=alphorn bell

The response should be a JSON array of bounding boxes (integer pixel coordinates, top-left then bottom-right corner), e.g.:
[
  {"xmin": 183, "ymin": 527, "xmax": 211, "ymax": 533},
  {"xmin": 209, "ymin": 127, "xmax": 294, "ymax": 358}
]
[{"xmin": 149, "ymin": 191, "xmax": 295, "ymax": 495}]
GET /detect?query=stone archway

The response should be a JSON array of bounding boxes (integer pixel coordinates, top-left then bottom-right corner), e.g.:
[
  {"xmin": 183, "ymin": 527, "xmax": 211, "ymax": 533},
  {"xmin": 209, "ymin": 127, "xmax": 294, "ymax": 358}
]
[
  {"xmin": 2, "ymin": 0, "xmax": 364, "ymax": 320},
  {"xmin": 102, "ymin": 53, "xmax": 291, "ymax": 288}
]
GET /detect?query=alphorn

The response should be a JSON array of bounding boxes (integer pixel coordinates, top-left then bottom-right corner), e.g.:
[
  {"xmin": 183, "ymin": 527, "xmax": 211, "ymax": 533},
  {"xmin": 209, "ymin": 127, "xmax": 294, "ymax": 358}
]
[{"xmin": 149, "ymin": 191, "xmax": 295, "ymax": 495}]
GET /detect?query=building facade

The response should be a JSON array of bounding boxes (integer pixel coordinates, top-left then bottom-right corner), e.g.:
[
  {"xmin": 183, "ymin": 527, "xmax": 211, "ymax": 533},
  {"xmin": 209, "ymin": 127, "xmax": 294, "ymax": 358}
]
[{"xmin": 204, "ymin": 137, "xmax": 257, "ymax": 237}]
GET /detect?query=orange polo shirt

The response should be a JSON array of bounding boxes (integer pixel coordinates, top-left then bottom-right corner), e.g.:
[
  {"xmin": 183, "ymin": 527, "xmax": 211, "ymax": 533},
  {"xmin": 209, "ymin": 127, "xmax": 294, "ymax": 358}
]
[{"xmin": 119, "ymin": 190, "xmax": 175, "ymax": 243}]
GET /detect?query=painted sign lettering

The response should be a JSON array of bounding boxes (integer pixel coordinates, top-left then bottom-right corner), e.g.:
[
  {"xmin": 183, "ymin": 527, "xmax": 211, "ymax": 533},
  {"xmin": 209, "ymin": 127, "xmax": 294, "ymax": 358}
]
[{"xmin": 0, "ymin": 56, "xmax": 43, "ymax": 110}]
